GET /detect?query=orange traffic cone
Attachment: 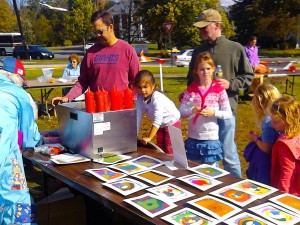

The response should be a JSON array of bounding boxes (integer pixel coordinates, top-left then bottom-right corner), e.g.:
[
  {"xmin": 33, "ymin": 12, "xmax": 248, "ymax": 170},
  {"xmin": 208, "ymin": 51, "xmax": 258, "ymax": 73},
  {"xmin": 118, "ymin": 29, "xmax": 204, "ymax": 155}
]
[{"xmin": 140, "ymin": 49, "xmax": 151, "ymax": 62}]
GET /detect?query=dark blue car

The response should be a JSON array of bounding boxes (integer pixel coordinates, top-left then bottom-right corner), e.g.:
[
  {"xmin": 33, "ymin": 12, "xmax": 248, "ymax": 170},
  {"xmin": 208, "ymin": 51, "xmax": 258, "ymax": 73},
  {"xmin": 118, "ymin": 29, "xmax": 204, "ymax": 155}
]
[{"xmin": 13, "ymin": 44, "xmax": 54, "ymax": 60}]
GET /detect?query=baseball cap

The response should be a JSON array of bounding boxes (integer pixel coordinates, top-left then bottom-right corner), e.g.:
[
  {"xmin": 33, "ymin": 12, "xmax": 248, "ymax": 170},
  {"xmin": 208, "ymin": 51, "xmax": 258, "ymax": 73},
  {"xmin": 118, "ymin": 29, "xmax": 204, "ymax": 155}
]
[
  {"xmin": 193, "ymin": 9, "xmax": 222, "ymax": 28},
  {"xmin": 0, "ymin": 57, "xmax": 29, "ymax": 87}
]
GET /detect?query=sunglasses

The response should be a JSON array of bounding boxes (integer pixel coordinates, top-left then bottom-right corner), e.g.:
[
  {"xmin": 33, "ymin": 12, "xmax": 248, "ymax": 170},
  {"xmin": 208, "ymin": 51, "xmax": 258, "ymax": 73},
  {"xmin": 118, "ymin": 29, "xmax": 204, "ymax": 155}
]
[
  {"xmin": 94, "ymin": 26, "xmax": 109, "ymax": 36},
  {"xmin": 272, "ymin": 103, "xmax": 286, "ymax": 116}
]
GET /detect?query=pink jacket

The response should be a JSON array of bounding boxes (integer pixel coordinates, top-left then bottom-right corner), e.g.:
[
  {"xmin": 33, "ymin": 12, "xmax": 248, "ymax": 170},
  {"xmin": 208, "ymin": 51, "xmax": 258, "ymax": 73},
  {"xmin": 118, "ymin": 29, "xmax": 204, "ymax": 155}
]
[{"xmin": 179, "ymin": 81, "xmax": 232, "ymax": 140}]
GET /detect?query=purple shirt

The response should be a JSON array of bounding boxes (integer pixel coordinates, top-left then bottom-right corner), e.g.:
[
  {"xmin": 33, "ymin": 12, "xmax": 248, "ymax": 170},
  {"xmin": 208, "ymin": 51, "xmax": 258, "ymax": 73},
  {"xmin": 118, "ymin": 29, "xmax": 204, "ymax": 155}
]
[
  {"xmin": 245, "ymin": 45, "xmax": 259, "ymax": 67},
  {"xmin": 66, "ymin": 39, "xmax": 140, "ymax": 100}
]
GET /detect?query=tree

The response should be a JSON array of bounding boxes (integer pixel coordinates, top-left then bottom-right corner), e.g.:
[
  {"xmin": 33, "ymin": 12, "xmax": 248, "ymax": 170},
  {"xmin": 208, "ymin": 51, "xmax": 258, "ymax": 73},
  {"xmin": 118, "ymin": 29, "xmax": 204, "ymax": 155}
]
[
  {"xmin": 32, "ymin": 15, "xmax": 53, "ymax": 46},
  {"xmin": 138, "ymin": 0, "xmax": 235, "ymax": 49},
  {"xmin": 106, "ymin": 0, "xmax": 144, "ymax": 44},
  {"xmin": 93, "ymin": 0, "xmax": 114, "ymax": 10},
  {"xmin": 230, "ymin": 0, "xmax": 300, "ymax": 48},
  {"xmin": 0, "ymin": 0, "xmax": 17, "ymax": 32},
  {"xmin": 64, "ymin": 0, "xmax": 95, "ymax": 45}
]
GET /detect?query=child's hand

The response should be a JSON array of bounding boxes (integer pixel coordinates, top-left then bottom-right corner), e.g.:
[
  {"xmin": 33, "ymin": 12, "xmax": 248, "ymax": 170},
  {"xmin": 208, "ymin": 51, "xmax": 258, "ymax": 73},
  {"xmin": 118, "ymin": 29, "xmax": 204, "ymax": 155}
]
[
  {"xmin": 249, "ymin": 130, "xmax": 258, "ymax": 142},
  {"xmin": 199, "ymin": 108, "xmax": 215, "ymax": 117},
  {"xmin": 142, "ymin": 137, "xmax": 152, "ymax": 145},
  {"xmin": 192, "ymin": 106, "xmax": 201, "ymax": 114}
]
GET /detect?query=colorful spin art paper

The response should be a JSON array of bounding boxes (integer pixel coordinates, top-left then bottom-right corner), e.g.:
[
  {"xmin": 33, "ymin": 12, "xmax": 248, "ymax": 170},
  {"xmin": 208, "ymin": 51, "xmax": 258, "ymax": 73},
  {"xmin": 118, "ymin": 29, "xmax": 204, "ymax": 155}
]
[
  {"xmin": 177, "ymin": 174, "xmax": 222, "ymax": 191},
  {"xmin": 269, "ymin": 193, "xmax": 300, "ymax": 214},
  {"xmin": 188, "ymin": 164, "xmax": 229, "ymax": 178},
  {"xmin": 161, "ymin": 207, "xmax": 219, "ymax": 225},
  {"xmin": 107, "ymin": 161, "xmax": 147, "ymax": 175},
  {"xmin": 248, "ymin": 202, "xmax": 300, "ymax": 225},
  {"xmin": 131, "ymin": 169, "xmax": 175, "ymax": 186},
  {"xmin": 85, "ymin": 168, "xmax": 127, "ymax": 182},
  {"xmin": 146, "ymin": 183, "xmax": 195, "ymax": 202},
  {"xmin": 209, "ymin": 186, "xmax": 258, "ymax": 207},
  {"xmin": 124, "ymin": 193, "xmax": 177, "ymax": 218},
  {"xmin": 130, "ymin": 155, "xmax": 163, "ymax": 169},
  {"xmin": 102, "ymin": 177, "xmax": 148, "ymax": 196},
  {"xmin": 224, "ymin": 212, "xmax": 275, "ymax": 225},
  {"xmin": 187, "ymin": 195, "xmax": 241, "ymax": 221},
  {"xmin": 93, "ymin": 154, "xmax": 132, "ymax": 165},
  {"xmin": 230, "ymin": 179, "xmax": 278, "ymax": 199}
]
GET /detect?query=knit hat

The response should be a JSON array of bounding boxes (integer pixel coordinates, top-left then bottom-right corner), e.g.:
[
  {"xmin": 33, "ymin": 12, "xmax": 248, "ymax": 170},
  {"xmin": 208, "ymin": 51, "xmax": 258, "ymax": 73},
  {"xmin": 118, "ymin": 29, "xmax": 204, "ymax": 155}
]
[
  {"xmin": 193, "ymin": 9, "xmax": 222, "ymax": 28},
  {"xmin": 0, "ymin": 57, "xmax": 29, "ymax": 87}
]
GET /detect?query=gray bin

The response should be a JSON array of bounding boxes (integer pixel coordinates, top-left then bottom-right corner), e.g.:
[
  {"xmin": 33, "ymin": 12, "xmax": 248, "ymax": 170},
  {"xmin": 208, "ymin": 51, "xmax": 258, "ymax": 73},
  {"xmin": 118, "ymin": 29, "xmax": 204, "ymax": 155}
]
[{"xmin": 56, "ymin": 102, "xmax": 137, "ymax": 159}]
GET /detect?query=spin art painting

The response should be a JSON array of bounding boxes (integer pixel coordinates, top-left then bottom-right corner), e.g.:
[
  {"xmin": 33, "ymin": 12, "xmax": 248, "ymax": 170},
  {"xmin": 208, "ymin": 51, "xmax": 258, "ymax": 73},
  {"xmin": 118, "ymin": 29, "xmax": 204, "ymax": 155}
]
[
  {"xmin": 248, "ymin": 202, "xmax": 300, "ymax": 225},
  {"xmin": 146, "ymin": 183, "xmax": 195, "ymax": 202},
  {"xmin": 269, "ymin": 193, "xmax": 300, "ymax": 214},
  {"xmin": 187, "ymin": 195, "xmax": 241, "ymax": 221},
  {"xmin": 131, "ymin": 170, "xmax": 175, "ymax": 185},
  {"xmin": 224, "ymin": 212, "xmax": 275, "ymax": 225},
  {"xmin": 102, "ymin": 177, "xmax": 148, "ymax": 196},
  {"xmin": 108, "ymin": 161, "xmax": 147, "ymax": 175},
  {"xmin": 85, "ymin": 168, "xmax": 127, "ymax": 182},
  {"xmin": 93, "ymin": 154, "xmax": 132, "ymax": 165},
  {"xmin": 230, "ymin": 179, "xmax": 277, "ymax": 199},
  {"xmin": 209, "ymin": 186, "xmax": 258, "ymax": 207},
  {"xmin": 188, "ymin": 164, "xmax": 229, "ymax": 178},
  {"xmin": 124, "ymin": 193, "xmax": 177, "ymax": 218},
  {"xmin": 129, "ymin": 155, "xmax": 163, "ymax": 169},
  {"xmin": 177, "ymin": 174, "xmax": 222, "ymax": 191},
  {"xmin": 161, "ymin": 207, "xmax": 219, "ymax": 225}
]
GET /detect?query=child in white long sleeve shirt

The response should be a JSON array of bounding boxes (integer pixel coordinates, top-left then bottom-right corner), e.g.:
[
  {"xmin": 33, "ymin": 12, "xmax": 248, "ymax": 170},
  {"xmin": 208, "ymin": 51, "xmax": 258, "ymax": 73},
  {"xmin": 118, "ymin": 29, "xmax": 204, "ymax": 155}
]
[
  {"xmin": 179, "ymin": 52, "xmax": 232, "ymax": 164},
  {"xmin": 134, "ymin": 70, "xmax": 180, "ymax": 154}
]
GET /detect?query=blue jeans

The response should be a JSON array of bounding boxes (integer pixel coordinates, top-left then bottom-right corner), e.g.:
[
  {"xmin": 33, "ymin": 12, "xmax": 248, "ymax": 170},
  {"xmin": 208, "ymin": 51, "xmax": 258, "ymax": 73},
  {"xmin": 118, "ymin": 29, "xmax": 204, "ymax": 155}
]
[{"xmin": 218, "ymin": 116, "xmax": 242, "ymax": 178}]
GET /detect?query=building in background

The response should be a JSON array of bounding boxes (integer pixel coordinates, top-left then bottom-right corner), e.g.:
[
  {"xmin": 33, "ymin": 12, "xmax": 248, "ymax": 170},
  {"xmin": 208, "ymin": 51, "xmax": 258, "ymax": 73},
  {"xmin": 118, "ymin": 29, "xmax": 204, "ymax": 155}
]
[{"xmin": 108, "ymin": 0, "xmax": 145, "ymax": 43}]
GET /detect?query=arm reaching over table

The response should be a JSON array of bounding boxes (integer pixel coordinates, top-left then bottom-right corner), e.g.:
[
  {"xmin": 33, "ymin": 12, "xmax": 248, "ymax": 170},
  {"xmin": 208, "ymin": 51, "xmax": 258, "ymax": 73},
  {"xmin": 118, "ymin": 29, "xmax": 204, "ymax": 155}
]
[{"xmin": 52, "ymin": 96, "xmax": 69, "ymax": 106}]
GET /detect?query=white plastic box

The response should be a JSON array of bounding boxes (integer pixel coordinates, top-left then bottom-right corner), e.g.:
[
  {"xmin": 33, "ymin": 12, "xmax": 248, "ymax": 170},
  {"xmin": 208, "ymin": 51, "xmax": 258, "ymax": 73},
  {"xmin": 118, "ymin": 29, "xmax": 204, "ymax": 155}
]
[{"xmin": 42, "ymin": 68, "xmax": 54, "ymax": 77}]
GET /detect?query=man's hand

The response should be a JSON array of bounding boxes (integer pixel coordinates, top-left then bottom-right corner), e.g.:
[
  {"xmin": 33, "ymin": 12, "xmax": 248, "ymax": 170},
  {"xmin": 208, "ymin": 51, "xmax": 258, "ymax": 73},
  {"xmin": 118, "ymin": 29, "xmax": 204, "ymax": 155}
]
[
  {"xmin": 52, "ymin": 96, "xmax": 69, "ymax": 106},
  {"xmin": 216, "ymin": 78, "xmax": 229, "ymax": 89}
]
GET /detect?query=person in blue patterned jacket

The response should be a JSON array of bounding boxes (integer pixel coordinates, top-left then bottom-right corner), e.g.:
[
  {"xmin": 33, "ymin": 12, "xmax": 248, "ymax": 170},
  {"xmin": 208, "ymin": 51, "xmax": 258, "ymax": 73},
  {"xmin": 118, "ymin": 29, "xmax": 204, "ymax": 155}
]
[{"xmin": 0, "ymin": 58, "xmax": 40, "ymax": 225}]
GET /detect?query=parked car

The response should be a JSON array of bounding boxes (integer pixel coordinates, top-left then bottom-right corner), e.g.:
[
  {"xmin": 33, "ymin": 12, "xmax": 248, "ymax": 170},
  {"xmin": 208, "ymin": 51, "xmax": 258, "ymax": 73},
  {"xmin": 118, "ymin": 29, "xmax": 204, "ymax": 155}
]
[
  {"xmin": 84, "ymin": 42, "xmax": 95, "ymax": 53},
  {"xmin": 161, "ymin": 47, "xmax": 180, "ymax": 58},
  {"xmin": 173, "ymin": 49, "xmax": 194, "ymax": 67},
  {"xmin": 13, "ymin": 44, "xmax": 54, "ymax": 60}
]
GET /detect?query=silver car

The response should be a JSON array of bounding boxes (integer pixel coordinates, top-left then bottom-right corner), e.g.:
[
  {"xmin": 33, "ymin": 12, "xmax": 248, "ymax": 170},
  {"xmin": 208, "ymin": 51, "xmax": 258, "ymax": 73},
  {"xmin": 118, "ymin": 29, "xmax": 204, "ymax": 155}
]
[
  {"xmin": 174, "ymin": 49, "xmax": 194, "ymax": 67},
  {"xmin": 84, "ymin": 42, "xmax": 95, "ymax": 53}
]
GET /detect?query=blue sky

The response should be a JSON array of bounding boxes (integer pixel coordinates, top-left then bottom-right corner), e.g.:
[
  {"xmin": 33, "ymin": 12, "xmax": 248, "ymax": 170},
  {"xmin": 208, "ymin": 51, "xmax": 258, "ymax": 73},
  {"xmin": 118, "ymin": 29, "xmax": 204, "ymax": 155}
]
[{"xmin": 220, "ymin": 0, "xmax": 234, "ymax": 6}]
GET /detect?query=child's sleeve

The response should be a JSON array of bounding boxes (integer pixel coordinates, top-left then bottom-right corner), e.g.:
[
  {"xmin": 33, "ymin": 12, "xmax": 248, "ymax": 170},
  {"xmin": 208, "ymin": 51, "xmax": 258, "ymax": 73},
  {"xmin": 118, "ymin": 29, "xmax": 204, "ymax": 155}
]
[
  {"xmin": 179, "ymin": 91, "xmax": 194, "ymax": 118},
  {"xmin": 214, "ymin": 90, "xmax": 232, "ymax": 119},
  {"xmin": 276, "ymin": 142, "xmax": 296, "ymax": 192}
]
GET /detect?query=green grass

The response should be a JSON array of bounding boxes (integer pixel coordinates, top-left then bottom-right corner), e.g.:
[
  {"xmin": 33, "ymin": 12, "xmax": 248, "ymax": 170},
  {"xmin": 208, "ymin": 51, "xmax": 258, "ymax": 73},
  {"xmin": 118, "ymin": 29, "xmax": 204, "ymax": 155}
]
[{"xmin": 259, "ymin": 49, "xmax": 300, "ymax": 58}]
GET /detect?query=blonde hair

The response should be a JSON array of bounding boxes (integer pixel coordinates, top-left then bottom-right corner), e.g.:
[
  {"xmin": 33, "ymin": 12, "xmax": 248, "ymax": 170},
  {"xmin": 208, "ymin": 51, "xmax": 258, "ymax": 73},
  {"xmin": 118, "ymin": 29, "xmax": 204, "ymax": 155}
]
[
  {"xmin": 192, "ymin": 52, "xmax": 216, "ymax": 81},
  {"xmin": 270, "ymin": 95, "xmax": 300, "ymax": 138},
  {"xmin": 252, "ymin": 83, "xmax": 281, "ymax": 126}
]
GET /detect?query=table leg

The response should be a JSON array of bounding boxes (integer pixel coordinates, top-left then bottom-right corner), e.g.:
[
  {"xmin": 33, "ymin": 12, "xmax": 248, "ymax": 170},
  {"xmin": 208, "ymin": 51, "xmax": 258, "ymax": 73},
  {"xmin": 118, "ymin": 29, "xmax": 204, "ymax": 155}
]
[
  {"xmin": 285, "ymin": 75, "xmax": 295, "ymax": 96},
  {"xmin": 39, "ymin": 88, "xmax": 55, "ymax": 119}
]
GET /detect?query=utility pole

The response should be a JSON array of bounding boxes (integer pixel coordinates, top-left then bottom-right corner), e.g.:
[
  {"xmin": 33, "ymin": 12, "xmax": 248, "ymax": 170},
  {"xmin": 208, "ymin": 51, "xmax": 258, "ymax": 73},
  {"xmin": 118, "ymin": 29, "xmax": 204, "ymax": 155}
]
[{"xmin": 12, "ymin": 0, "xmax": 29, "ymax": 59}]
